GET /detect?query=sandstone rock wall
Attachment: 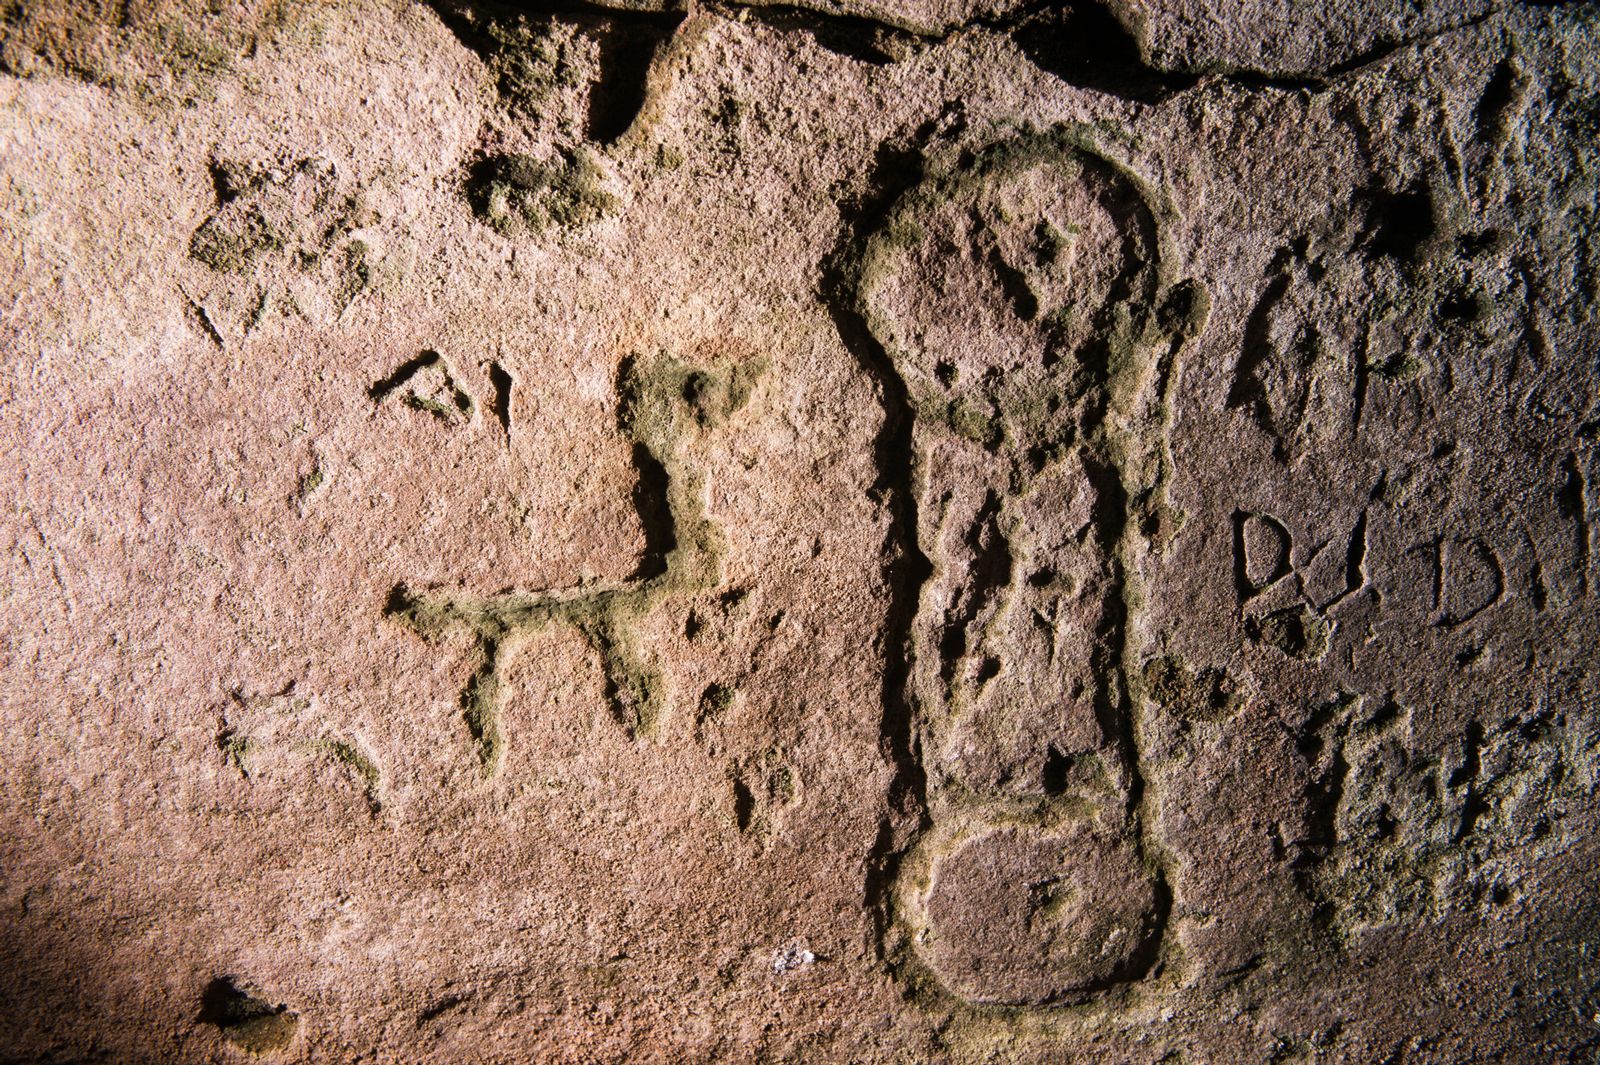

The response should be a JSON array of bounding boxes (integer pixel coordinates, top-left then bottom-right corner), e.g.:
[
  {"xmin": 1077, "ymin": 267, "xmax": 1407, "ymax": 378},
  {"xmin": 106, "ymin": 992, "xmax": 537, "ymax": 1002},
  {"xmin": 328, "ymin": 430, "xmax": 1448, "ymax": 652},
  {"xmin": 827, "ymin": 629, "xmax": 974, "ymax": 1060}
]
[{"xmin": 0, "ymin": 1, "xmax": 1596, "ymax": 1060}]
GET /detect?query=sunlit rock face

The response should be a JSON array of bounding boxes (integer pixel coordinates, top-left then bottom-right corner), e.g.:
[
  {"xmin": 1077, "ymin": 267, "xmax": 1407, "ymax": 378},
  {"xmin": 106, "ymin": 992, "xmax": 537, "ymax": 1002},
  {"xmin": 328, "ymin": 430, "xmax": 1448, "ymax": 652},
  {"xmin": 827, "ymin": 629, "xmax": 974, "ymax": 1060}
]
[{"xmin": 0, "ymin": 1, "xmax": 1595, "ymax": 1061}]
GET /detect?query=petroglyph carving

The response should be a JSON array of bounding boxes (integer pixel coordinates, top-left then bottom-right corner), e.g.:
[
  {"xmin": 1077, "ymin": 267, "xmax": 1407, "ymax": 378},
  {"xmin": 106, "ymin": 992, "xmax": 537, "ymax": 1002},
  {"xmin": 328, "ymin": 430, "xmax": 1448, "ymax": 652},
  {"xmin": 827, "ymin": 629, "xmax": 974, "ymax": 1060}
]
[
  {"xmin": 387, "ymin": 351, "xmax": 764, "ymax": 774},
  {"xmin": 218, "ymin": 683, "xmax": 383, "ymax": 815},
  {"xmin": 855, "ymin": 128, "xmax": 1205, "ymax": 1008},
  {"xmin": 1432, "ymin": 537, "xmax": 1505, "ymax": 628},
  {"xmin": 1232, "ymin": 505, "xmax": 1374, "ymax": 657},
  {"xmin": 1293, "ymin": 696, "xmax": 1597, "ymax": 935},
  {"xmin": 1231, "ymin": 245, "xmax": 1362, "ymax": 463},
  {"xmin": 186, "ymin": 154, "xmax": 378, "ymax": 340},
  {"xmin": 730, "ymin": 746, "xmax": 802, "ymax": 848},
  {"xmin": 370, "ymin": 350, "xmax": 476, "ymax": 424},
  {"xmin": 1234, "ymin": 511, "xmax": 1293, "ymax": 600}
]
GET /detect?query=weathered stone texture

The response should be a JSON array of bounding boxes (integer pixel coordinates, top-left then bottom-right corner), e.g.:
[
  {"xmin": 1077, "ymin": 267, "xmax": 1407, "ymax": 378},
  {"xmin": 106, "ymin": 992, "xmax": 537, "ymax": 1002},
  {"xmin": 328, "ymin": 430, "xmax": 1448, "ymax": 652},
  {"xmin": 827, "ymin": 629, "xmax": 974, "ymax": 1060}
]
[{"xmin": 0, "ymin": 0, "xmax": 1596, "ymax": 1060}]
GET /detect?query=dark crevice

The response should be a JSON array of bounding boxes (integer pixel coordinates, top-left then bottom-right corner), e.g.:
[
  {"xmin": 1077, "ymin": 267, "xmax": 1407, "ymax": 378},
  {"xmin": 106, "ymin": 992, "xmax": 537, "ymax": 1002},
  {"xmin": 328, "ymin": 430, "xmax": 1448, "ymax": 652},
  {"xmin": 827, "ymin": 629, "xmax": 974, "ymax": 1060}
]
[
  {"xmin": 979, "ymin": 224, "xmax": 1042, "ymax": 322},
  {"xmin": 1230, "ymin": 510, "xmax": 1253, "ymax": 604},
  {"xmin": 197, "ymin": 977, "xmax": 295, "ymax": 1043},
  {"xmin": 733, "ymin": 776, "xmax": 756, "ymax": 832},
  {"xmin": 1475, "ymin": 53, "xmax": 1526, "ymax": 145},
  {"xmin": 1299, "ymin": 749, "xmax": 1349, "ymax": 865},
  {"xmin": 627, "ymin": 442, "xmax": 675, "ymax": 581},
  {"xmin": 1215, "ymin": 9, "xmax": 1500, "ymax": 92},
  {"xmin": 1319, "ymin": 508, "xmax": 1369, "ymax": 611},
  {"xmin": 818, "ymin": 131, "xmax": 937, "ymax": 956},
  {"xmin": 1454, "ymin": 720, "xmax": 1486, "ymax": 842},
  {"xmin": 427, "ymin": 0, "xmax": 1198, "ymax": 112},
  {"xmin": 720, "ymin": 0, "xmax": 1058, "ymax": 48},
  {"xmin": 1529, "ymin": 555, "xmax": 1548, "ymax": 611},
  {"xmin": 586, "ymin": 17, "xmax": 683, "ymax": 142},
  {"xmin": 1343, "ymin": 509, "xmax": 1368, "ymax": 597},
  {"xmin": 1361, "ymin": 180, "xmax": 1438, "ymax": 262},
  {"xmin": 462, "ymin": 642, "xmax": 502, "ymax": 769},
  {"xmin": 185, "ymin": 294, "xmax": 226, "ymax": 351},
  {"xmin": 1080, "ymin": 452, "xmax": 1136, "ymax": 765},
  {"xmin": 1353, "ymin": 321, "xmax": 1370, "ymax": 433},
  {"xmin": 575, "ymin": 616, "xmax": 655, "ymax": 736},
  {"xmin": 488, "ymin": 360, "xmax": 514, "ymax": 439},
  {"xmin": 1435, "ymin": 539, "xmax": 1504, "ymax": 628},
  {"xmin": 206, "ymin": 158, "xmax": 240, "ymax": 205},
  {"xmin": 1558, "ymin": 453, "xmax": 1589, "ymax": 598},
  {"xmin": 705, "ymin": 0, "xmax": 920, "ymax": 64},
  {"xmin": 1012, "ymin": 2, "xmax": 1197, "ymax": 104},
  {"xmin": 1041, "ymin": 745, "xmax": 1071, "ymax": 795},
  {"xmin": 417, "ymin": 996, "xmax": 465, "ymax": 1025},
  {"xmin": 1232, "ymin": 509, "xmax": 1293, "ymax": 604}
]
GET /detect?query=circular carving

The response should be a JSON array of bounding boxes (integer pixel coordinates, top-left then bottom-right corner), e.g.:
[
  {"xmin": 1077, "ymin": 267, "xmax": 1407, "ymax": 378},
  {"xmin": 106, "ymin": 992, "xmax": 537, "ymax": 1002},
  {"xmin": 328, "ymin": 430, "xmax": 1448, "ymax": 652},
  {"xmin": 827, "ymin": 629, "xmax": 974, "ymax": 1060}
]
[
  {"xmin": 917, "ymin": 818, "xmax": 1162, "ymax": 1006},
  {"xmin": 858, "ymin": 130, "xmax": 1165, "ymax": 449}
]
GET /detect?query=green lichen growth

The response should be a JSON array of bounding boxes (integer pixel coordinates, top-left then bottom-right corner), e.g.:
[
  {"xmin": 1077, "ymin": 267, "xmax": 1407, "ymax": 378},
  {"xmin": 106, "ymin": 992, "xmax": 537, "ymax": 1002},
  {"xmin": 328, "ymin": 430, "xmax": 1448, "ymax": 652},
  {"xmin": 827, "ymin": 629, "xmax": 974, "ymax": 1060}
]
[
  {"xmin": 470, "ymin": 148, "xmax": 617, "ymax": 236},
  {"xmin": 404, "ymin": 393, "xmax": 461, "ymax": 421},
  {"xmin": 189, "ymin": 156, "xmax": 367, "ymax": 282},
  {"xmin": 947, "ymin": 399, "xmax": 1000, "ymax": 446},
  {"xmin": 149, "ymin": 16, "xmax": 232, "ymax": 83},
  {"xmin": 485, "ymin": 15, "xmax": 584, "ymax": 116},
  {"xmin": 1247, "ymin": 605, "xmax": 1330, "ymax": 660},
  {"xmin": 296, "ymin": 465, "xmax": 323, "ymax": 500},
  {"xmin": 312, "ymin": 737, "xmax": 380, "ymax": 807},
  {"xmin": 459, "ymin": 660, "xmax": 502, "ymax": 772},
  {"xmin": 655, "ymin": 142, "xmax": 685, "ymax": 171},
  {"xmin": 335, "ymin": 239, "xmax": 371, "ymax": 309},
  {"xmin": 388, "ymin": 351, "xmax": 765, "ymax": 772},
  {"xmin": 219, "ymin": 731, "xmax": 256, "ymax": 774},
  {"xmin": 1294, "ymin": 700, "xmax": 1595, "ymax": 941},
  {"xmin": 697, "ymin": 682, "xmax": 736, "ymax": 725}
]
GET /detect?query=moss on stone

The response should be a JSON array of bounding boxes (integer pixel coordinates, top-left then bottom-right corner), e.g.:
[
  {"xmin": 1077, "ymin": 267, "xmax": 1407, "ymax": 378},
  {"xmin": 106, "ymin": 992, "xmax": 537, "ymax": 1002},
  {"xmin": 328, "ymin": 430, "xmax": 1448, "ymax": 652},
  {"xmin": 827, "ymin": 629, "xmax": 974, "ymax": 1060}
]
[
  {"xmin": 199, "ymin": 978, "xmax": 298, "ymax": 1056},
  {"xmin": 189, "ymin": 204, "xmax": 282, "ymax": 273},
  {"xmin": 1247, "ymin": 605, "xmax": 1330, "ymax": 660},
  {"xmin": 469, "ymin": 148, "xmax": 617, "ymax": 236},
  {"xmin": 1141, "ymin": 655, "xmax": 1240, "ymax": 722}
]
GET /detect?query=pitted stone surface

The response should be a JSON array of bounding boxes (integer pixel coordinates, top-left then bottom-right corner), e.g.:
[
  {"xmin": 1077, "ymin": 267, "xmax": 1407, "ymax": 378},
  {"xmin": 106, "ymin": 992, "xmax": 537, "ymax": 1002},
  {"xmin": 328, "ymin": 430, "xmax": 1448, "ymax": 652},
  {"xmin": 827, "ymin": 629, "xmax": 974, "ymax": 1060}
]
[{"xmin": 0, "ymin": 1, "xmax": 1596, "ymax": 1062}]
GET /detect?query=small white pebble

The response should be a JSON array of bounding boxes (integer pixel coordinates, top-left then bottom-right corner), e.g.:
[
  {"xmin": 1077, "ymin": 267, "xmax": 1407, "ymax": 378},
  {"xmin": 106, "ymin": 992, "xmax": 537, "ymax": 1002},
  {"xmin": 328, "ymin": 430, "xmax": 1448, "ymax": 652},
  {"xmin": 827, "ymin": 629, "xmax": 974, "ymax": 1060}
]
[{"xmin": 771, "ymin": 942, "xmax": 815, "ymax": 974}]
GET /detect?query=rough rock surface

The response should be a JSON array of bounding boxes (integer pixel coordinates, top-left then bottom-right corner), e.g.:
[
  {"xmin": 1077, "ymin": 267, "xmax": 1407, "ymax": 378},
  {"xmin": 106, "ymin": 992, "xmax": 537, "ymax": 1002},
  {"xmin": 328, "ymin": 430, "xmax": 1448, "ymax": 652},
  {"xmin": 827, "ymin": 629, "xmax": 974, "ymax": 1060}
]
[{"xmin": 0, "ymin": 0, "xmax": 1597, "ymax": 1062}]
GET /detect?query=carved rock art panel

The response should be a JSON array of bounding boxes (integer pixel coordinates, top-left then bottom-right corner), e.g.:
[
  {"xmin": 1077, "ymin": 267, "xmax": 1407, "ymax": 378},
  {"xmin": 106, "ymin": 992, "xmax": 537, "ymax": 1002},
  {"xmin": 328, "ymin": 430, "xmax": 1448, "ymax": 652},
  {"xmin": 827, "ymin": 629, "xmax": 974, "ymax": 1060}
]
[
  {"xmin": 387, "ymin": 351, "xmax": 764, "ymax": 773},
  {"xmin": 856, "ymin": 128, "xmax": 1205, "ymax": 1008}
]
